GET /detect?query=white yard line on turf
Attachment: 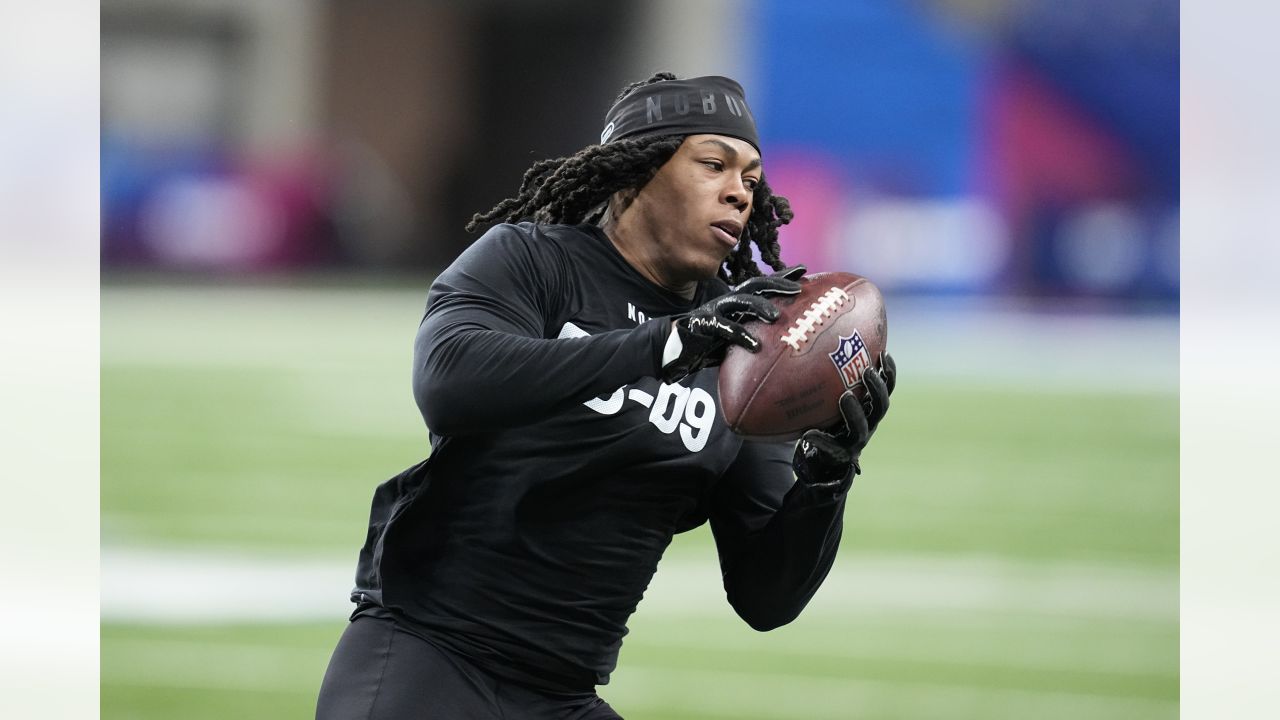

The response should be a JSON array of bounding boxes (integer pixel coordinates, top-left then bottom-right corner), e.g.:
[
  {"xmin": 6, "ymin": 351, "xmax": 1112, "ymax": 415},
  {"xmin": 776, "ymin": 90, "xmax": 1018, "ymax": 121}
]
[{"xmin": 100, "ymin": 546, "xmax": 1175, "ymax": 625}]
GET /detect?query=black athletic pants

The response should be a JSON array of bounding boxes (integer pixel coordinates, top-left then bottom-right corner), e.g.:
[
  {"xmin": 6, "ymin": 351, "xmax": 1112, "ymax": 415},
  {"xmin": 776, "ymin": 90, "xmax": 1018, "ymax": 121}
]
[{"xmin": 316, "ymin": 614, "xmax": 624, "ymax": 720}]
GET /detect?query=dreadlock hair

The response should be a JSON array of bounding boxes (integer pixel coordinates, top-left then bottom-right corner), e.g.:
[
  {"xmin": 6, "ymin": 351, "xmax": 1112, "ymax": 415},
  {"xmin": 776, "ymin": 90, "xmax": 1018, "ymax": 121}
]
[{"xmin": 466, "ymin": 72, "xmax": 794, "ymax": 285}]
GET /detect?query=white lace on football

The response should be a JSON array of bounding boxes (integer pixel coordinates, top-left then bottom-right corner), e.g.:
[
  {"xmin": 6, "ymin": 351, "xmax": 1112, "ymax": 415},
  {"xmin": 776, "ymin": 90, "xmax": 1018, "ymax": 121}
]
[{"xmin": 779, "ymin": 287, "xmax": 849, "ymax": 351}]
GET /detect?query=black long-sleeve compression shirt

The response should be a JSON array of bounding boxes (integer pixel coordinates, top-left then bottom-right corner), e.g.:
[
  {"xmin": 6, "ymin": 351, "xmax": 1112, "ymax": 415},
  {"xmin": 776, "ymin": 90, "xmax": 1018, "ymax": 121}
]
[{"xmin": 352, "ymin": 222, "xmax": 850, "ymax": 692}]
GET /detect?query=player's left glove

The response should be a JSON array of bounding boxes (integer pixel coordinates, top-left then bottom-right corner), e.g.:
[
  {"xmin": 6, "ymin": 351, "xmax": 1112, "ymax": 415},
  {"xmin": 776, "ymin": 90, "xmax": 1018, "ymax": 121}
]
[
  {"xmin": 660, "ymin": 266, "xmax": 806, "ymax": 383},
  {"xmin": 793, "ymin": 353, "xmax": 896, "ymax": 494}
]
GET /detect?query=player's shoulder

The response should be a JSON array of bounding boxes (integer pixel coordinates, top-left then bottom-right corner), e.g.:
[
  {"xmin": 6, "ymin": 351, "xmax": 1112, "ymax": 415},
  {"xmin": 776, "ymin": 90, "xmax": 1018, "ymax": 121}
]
[
  {"xmin": 464, "ymin": 221, "xmax": 585, "ymax": 268},
  {"xmin": 438, "ymin": 222, "xmax": 589, "ymax": 306}
]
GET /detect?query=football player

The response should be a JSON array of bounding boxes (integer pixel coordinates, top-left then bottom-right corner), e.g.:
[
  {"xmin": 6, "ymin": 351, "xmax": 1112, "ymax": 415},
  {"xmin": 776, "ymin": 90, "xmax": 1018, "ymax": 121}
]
[{"xmin": 317, "ymin": 72, "xmax": 896, "ymax": 719}]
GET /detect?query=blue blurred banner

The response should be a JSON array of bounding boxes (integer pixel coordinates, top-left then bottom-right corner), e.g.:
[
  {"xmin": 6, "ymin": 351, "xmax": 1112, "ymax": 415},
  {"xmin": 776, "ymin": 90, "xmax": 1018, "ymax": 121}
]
[
  {"xmin": 751, "ymin": 0, "xmax": 1178, "ymax": 303},
  {"xmin": 99, "ymin": 0, "xmax": 1178, "ymax": 305}
]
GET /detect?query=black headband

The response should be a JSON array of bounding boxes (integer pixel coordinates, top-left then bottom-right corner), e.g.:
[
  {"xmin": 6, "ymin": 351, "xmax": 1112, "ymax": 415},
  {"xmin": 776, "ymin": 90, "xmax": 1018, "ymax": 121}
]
[{"xmin": 599, "ymin": 75, "xmax": 760, "ymax": 153}]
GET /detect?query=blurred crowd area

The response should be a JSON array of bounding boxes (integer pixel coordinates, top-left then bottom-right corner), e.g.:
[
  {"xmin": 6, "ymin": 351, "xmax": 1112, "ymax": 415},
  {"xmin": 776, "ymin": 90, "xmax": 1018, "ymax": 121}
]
[{"xmin": 101, "ymin": 0, "xmax": 1177, "ymax": 306}]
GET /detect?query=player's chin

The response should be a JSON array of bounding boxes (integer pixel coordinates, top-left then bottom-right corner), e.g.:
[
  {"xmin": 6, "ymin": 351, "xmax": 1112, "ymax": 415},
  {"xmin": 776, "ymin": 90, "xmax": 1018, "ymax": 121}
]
[
  {"xmin": 701, "ymin": 254, "xmax": 731, "ymax": 280},
  {"xmin": 701, "ymin": 246, "xmax": 736, "ymax": 277},
  {"xmin": 674, "ymin": 250, "xmax": 730, "ymax": 282}
]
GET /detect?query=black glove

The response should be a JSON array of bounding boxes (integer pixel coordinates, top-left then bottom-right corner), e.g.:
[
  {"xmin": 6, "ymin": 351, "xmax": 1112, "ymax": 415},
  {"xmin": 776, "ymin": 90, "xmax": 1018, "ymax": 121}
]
[
  {"xmin": 660, "ymin": 266, "xmax": 806, "ymax": 383},
  {"xmin": 793, "ymin": 353, "xmax": 897, "ymax": 494}
]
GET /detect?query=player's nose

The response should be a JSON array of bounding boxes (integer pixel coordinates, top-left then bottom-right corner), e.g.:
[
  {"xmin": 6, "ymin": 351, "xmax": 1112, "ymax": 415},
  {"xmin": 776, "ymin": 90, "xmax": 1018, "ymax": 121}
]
[{"xmin": 721, "ymin": 177, "xmax": 751, "ymax": 211}]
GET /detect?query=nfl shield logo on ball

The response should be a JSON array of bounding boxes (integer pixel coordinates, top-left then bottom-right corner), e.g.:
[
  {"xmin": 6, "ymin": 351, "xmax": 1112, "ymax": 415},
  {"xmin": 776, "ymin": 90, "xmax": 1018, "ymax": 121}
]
[{"xmin": 829, "ymin": 330, "xmax": 871, "ymax": 389}]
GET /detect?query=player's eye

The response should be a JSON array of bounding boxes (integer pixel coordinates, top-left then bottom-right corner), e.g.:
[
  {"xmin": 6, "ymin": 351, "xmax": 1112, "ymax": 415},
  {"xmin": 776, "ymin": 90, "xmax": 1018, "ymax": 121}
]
[
  {"xmin": 701, "ymin": 159, "xmax": 724, "ymax": 172},
  {"xmin": 744, "ymin": 177, "xmax": 760, "ymax": 191}
]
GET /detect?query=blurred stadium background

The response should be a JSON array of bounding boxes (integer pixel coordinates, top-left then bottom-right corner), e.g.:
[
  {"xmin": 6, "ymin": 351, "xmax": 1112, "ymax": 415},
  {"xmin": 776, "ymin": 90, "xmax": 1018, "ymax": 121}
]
[{"xmin": 100, "ymin": 0, "xmax": 1178, "ymax": 718}]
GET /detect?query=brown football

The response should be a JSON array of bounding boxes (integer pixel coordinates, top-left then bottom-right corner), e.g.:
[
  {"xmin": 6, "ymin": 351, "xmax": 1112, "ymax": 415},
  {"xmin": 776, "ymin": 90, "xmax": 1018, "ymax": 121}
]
[{"xmin": 718, "ymin": 272, "xmax": 888, "ymax": 441}]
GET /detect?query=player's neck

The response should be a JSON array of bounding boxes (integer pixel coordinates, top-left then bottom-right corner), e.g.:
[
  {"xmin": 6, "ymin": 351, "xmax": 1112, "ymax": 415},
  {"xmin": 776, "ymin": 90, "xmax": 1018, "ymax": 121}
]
[{"xmin": 598, "ymin": 211, "xmax": 697, "ymax": 300}]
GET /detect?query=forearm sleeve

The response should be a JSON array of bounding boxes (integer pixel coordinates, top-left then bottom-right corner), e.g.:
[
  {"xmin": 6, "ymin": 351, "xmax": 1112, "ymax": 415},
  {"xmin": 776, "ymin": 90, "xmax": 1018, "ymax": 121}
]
[
  {"xmin": 708, "ymin": 439, "xmax": 848, "ymax": 631},
  {"xmin": 412, "ymin": 224, "xmax": 672, "ymax": 436}
]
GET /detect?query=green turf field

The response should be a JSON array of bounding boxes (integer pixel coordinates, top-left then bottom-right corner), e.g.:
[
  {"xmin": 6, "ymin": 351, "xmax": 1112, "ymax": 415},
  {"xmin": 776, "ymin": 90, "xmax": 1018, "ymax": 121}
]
[{"xmin": 101, "ymin": 283, "xmax": 1178, "ymax": 719}]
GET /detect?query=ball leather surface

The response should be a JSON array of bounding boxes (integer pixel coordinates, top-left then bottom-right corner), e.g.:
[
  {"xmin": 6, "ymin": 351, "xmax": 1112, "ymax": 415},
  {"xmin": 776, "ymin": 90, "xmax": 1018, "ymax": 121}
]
[{"xmin": 718, "ymin": 272, "xmax": 888, "ymax": 441}]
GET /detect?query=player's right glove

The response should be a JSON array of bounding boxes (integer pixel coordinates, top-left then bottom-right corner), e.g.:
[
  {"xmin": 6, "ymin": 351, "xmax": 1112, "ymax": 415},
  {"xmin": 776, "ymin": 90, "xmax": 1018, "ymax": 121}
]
[
  {"xmin": 660, "ymin": 266, "xmax": 806, "ymax": 383},
  {"xmin": 793, "ymin": 353, "xmax": 896, "ymax": 495}
]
